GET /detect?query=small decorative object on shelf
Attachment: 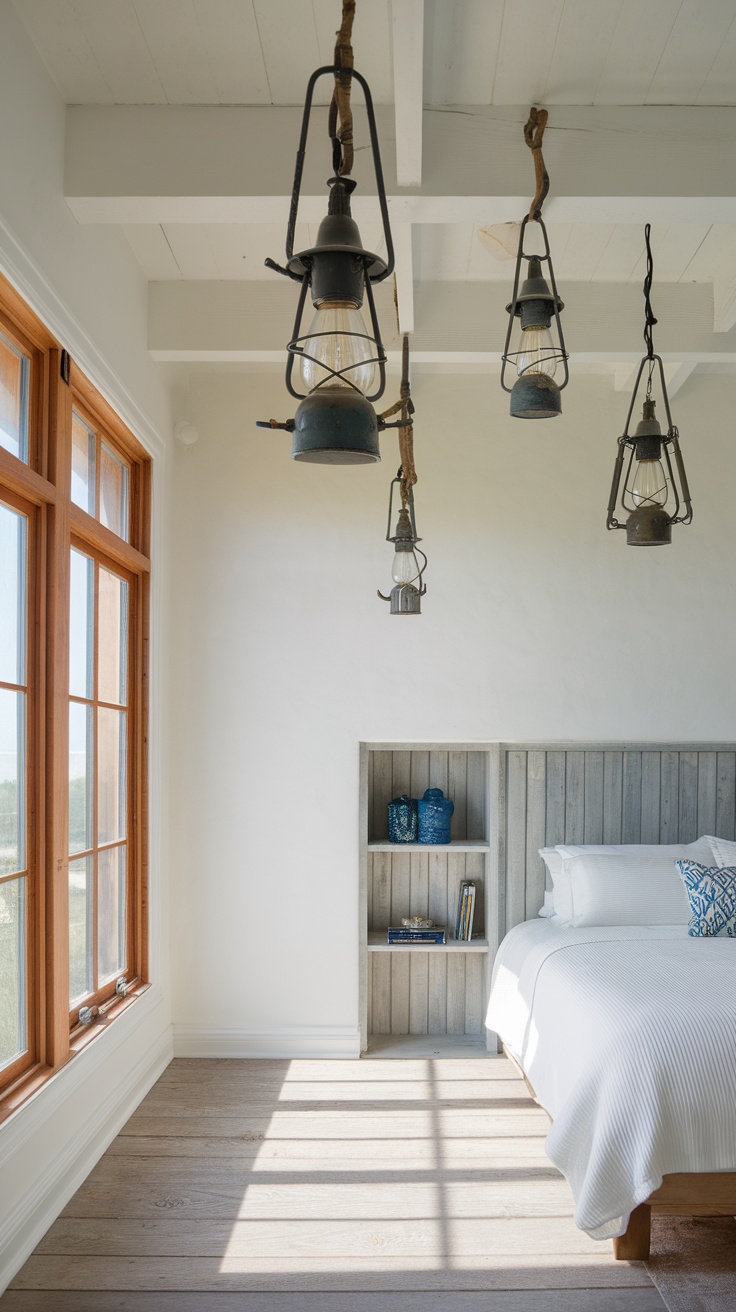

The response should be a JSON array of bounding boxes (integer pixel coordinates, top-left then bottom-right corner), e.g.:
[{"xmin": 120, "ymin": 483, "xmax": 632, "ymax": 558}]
[
  {"xmin": 402, "ymin": 916, "xmax": 434, "ymax": 929},
  {"xmin": 417, "ymin": 788, "xmax": 454, "ymax": 844},
  {"xmin": 388, "ymin": 925, "xmax": 447, "ymax": 944},
  {"xmin": 387, "ymin": 794, "xmax": 418, "ymax": 843}
]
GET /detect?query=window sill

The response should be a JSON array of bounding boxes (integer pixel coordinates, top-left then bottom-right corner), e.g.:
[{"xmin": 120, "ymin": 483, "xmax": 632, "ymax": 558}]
[{"xmin": 0, "ymin": 981, "xmax": 153, "ymax": 1128}]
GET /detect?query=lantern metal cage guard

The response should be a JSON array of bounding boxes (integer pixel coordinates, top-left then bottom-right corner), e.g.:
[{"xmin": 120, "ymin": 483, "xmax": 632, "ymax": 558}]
[
  {"xmin": 606, "ymin": 353, "xmax": 693, "ymax": 546},
  {"xmin": 500, "ymin": 215, "xmax": 569, "ymax": 418},
  {"xmin": 266, "ymin": 63, "xmax": 394, "ymax": 403},
  {"xmin": 377, "ymin": 471, "xmax": 428, "ymax": 615}
]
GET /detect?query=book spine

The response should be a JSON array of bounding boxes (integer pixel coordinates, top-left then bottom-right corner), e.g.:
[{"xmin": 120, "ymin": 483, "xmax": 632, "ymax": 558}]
[
  {"xmin": 457, "ymin": 884, "xmax": 469, "ymax": 940},
  {"xmin": 387, "ymin": 930, "xmax": 446, "ymax": 944},
  {"xmin": 465, "ymin": 884, "xmax": 476, "ymax": 941}
]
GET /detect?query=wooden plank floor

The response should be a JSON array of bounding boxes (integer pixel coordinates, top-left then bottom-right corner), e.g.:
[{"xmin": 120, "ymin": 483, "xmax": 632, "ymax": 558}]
[{"xmin": 2, "ymin": 1056, "xmax": 666, "ymax": 1311}]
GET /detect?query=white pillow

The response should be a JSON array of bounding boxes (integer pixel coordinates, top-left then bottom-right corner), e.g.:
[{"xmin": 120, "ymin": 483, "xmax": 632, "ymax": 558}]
[
  {"xmin": 539, "ymin": 848, "xmax": 574, "ymax": 923},
  {"xmin": 556, "ymin": 838, "xmax": 714, "ymax": 862},
  {"xmin": 538, "ymin": 890, "xmax": 555, "ymax": 919},
  {"xmin": 704, "ymin": 835, "xmax": 736, "ymax": 867},
  {"xmin": 564, "ymin": 851, "xmax": 692, "ymax": 927}
]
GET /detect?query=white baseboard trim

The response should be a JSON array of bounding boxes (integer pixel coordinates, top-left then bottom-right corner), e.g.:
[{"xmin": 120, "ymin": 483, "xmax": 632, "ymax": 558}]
[
  {"xmin": 174, "ymin": 1024, "xmax": 361, "ymax": 1059},
  {"xmin": 0, "ymin": 1024, "xmax": 173, "ymax": 1296}
]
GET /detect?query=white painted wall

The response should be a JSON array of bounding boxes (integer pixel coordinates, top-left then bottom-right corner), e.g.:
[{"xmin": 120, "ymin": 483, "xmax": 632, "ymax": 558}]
[
  {"xmin": 0, "ymin": 3, "xmax": 174, "ymax": 1291},
  {"xmin": 171, "ymin": 366, "xmax": 736, "ymax": 1048}
]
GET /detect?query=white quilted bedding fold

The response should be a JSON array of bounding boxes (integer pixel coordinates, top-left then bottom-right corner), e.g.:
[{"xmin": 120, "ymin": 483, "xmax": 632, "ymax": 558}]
[{"xmin": 485, "ymin": 919, "xmax": 736, "ymax": 1239}]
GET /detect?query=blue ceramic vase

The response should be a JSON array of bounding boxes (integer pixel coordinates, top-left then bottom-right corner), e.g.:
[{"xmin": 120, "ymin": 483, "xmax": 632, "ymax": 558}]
[
  {"xmin": 417, "ymin": 788, "xmax": 454, "ymax": 844},
  {"xmin": 387, "ymin": 795, "xmax": 418, "ymax": 843}
]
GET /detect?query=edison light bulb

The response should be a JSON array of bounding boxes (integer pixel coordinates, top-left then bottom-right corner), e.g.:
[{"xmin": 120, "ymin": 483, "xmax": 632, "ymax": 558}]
[
  {"xmin": 298, "ymin": 302, "xmax": 376, "ymax": 394},
  {"xmin": 391, "ymin": 550, "xmax": 420, "ymax": 585},
  {"xmin": 516, "ymin": 325, "xmax": 557, "ymax": 378},
  {"xmin": 631, "ymin": 458, "xmax": 667, "ymax": 507}
]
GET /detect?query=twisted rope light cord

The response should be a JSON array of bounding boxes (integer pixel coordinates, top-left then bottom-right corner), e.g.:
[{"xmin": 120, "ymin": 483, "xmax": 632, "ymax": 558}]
[{"xmin": 328, "ymin": 0, "xmax": 355, "ymax": 176}]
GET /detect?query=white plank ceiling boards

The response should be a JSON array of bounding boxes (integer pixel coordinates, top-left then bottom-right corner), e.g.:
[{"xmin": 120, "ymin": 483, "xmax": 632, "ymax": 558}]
[{"xmin": 11, "ymin": 0, "xmax": 736, "ymax": 381}]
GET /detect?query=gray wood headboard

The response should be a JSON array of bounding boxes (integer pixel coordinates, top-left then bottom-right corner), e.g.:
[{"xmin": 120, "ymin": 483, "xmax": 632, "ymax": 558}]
[{"xmin": 497, "ymin": 743, "xmax": 736, "ymax": 938}]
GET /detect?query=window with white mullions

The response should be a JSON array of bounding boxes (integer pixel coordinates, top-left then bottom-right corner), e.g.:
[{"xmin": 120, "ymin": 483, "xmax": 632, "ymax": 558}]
[
  {"xmin": 69, "ymin": 545, "xmax": 130, "ymax": 1011},
  {"xmin": 0, "ymin": 499, "xmax": 29, "ymax": 1074}
]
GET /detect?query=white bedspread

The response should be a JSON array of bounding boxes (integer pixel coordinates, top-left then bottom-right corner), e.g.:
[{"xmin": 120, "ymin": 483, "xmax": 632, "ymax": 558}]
[{"xmin": 486, "ymin": 919, "xmax": 736, "ymax": 1239}]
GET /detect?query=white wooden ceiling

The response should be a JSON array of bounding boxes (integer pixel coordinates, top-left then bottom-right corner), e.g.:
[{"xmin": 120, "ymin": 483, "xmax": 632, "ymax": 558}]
[
  {"xmin": 13, "ymin": 0, "xmax": 736, "ymax": 370},
  {"xmin": 14, "ymin": 0, "xmax": 736, "ymax": 108}
]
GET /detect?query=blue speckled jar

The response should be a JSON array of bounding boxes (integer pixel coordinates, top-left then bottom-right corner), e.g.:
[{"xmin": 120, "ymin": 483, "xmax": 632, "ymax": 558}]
[
  {"xmin": 417, "ymin": 788, "xmax": 454, "ymax": 844},
  {"xmin": 387, "ymin": 795, "xmax": 418, "ymax": 843}
]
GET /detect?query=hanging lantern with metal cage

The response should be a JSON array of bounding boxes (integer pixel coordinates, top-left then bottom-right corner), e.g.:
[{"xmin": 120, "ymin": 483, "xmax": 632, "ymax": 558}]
[
  {"xmin": 606, "ymin": 225, "xmax": 693, "ymax": 546},
  {"xmin": 500, "ymin": 109, "xmax": 569, "ymax": 419},
  {"xmin": 257, "ymin": 2, "xmax": 394, "ymax": 464}
]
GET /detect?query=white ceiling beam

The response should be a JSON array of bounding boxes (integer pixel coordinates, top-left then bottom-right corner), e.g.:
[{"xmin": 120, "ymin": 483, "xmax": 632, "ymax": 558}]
[
  {"xmin": 66, "ymin": 105, "xmax": 736, "ymax": 226},
  {"xmin": 613, "ymin": 364, "xmax": 639, "ymax": 393},
  {"xmin": 714, "ymin": 266, "xmax": 736, "ymax": 334},
  {"xmin": 148, "ymin": 279, "xmax": 736, "ymax": 364},
  {"xmin": 391, "ymin": 0, "xmax": 424, "ymax": 188},
  {"xmin": 392, "ymin": 223, "xmax": 414, "ymax": 335},
  {"xmin": 613, "ymin": 361, "xmax": 696, "ymax": 398},
  {"xmin": 662, "ymin": 362, "xmax": 696, "ymax": 398}
]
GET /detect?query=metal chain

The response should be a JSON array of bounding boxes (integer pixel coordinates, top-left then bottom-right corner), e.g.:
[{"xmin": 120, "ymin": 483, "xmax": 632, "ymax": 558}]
[{"xmin": 327, "ymin": 0, "xmax": 355, "ymax": 176}]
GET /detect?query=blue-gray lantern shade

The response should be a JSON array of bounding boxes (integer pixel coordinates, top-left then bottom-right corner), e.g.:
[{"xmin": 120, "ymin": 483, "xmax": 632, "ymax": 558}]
[{"xmin": 501, "ymin": 217, "xmax": 569, "ymax": 419}]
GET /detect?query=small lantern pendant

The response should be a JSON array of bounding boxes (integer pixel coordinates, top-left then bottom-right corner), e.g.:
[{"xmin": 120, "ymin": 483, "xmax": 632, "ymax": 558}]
[
  {"xmin": 257, "ymin": 4, "xmax": 395, "ymax": 464},
  {"xmin": 500, "ymin": 110, "xmax": 569, "ymax": 419},
  {"xmin": 378, "ymin": 475, "xmax": 427, "ymax": 615},
  {"xmin": 606, "ymin": 226, "xmax": 693, "ymax": 545},
  {"xmin": 501, "ymin": 222, "xmax": 568, "ymax": 418}
]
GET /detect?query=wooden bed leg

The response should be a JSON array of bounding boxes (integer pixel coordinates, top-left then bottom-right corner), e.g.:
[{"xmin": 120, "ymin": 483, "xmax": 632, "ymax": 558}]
[{"xmin": 612, "ymin": 1204, "xmax": 651, "ymax": 1260}]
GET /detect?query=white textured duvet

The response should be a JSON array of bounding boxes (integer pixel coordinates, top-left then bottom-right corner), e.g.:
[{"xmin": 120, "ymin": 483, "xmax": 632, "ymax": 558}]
[{"xmin": 485, "ymin": 919, "xmax": 736, "ymax": 1239}]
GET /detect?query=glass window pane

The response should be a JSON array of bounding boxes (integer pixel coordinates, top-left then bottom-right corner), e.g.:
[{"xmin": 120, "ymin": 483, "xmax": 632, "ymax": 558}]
[
  {"xmin": 71, "ymin": 412, "xmax": 96, "ymax": 516},
  {"xmin": 0, "ymin": 502, "xmax": 26, "ymax": 686},
  {"xmin": 0, "ymin": 876, "xmax": 26, "ymax": 1069},
  {"xmin": 98, "ymin": 845, "xmax": 126, "ymax": 984},
  {"xmin": 100, "ymin": 443, "xmax": 130, "ymax": 542},
  {"xmin": 69, "ymin": 701, "xmax": 93, "ymax": 856},
  {"xmin": 69, "ymin": 549, "xmax": 94, "ymax": 699},
  {"xmin": 69, "ymin": 856, "xmax": 92, "ymax": 1004},
  {"xmin": 0, "ymin": 689, "xmax": 25, "ymax": 877},
  {"xmin": 98, "ymin": 708, "xmax": 126, "ymax": 846},
  {"xmin": 98, "ymin": 569, "xmax": 128, "ymax": 706},
  {"xmin": 0, "ymin": 331, "xmax": 29, "ymax": 463}
]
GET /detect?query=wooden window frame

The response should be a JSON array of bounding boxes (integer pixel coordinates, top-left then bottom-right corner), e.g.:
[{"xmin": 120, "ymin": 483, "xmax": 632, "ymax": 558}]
[{"xmin": 0, "ymin": 273, "xmax": 151, "ymax": 1121}]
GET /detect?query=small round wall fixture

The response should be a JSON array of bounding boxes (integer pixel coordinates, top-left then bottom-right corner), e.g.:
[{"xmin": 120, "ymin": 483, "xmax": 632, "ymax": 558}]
[
  {"xmin": 606, "ymin": 225, "xmax": 693, "ymax": 546},
  {"xmin": 256, "ymin": 2, "xmax": 394, "ymax": 464},
  {"xmin": 500, "ymin": 109, "xmax": 569, "ymax": 419}
]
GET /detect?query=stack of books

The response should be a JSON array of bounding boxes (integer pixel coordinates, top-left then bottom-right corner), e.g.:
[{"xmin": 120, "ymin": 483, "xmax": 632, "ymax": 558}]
[
  {"xmin": 454, "ymin": 881, "xmax": 476, "ymax": 941},
  {"xmin": 387, "ymin": 925, "xmax": 447, "ymax": 944}
]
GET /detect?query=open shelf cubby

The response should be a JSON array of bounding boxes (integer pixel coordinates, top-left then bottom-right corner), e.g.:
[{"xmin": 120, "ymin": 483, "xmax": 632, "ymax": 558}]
[{"xmin": 360, "ymin": 743, "xmax": 497, "ymax": 1056}]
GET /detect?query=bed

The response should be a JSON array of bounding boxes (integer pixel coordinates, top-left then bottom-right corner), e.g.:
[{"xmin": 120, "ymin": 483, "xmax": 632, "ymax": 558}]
[{"xmin": 485, "ymin": 743, "xmax": 736, "ymax": 1259}]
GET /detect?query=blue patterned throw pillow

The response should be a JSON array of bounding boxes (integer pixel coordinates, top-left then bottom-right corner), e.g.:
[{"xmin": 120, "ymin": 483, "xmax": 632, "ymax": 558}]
[{"xmin": 675, "ymin": 860, "xmax": 736, "ymax": 937}]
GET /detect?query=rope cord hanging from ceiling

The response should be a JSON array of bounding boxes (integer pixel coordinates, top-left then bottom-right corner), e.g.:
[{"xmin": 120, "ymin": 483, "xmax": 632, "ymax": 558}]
[
  {"xmin": 642, "ymin": 222, "xmax": 659, "ymax": 397},
  {"xmin": 524, "ymin": 107, "xmax": 549, "ymax": 221},
  {"xmin": 379, "ymin": 335, "xmax": 417, "ymax": 506},
  {"xmin": 328, "ymin": 0, "xmax": 355, "ymax": 176}
]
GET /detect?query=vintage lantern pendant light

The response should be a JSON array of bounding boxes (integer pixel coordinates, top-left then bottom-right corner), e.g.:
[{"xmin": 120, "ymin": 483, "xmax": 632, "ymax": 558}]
[
  {"xmin": 377, "ymin": 337, "xmax": 428, "ymax": 614},
  {"xmin": 258, "ymin": 1, "xmax": 394, "ymax": 464},
  {"xmin": 606, "ymin": 225, "xmax": 693, "ymax": 546},
  {"xmin": 501, "ymin": 109, "xmax": 569, "ymax": 419}
]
